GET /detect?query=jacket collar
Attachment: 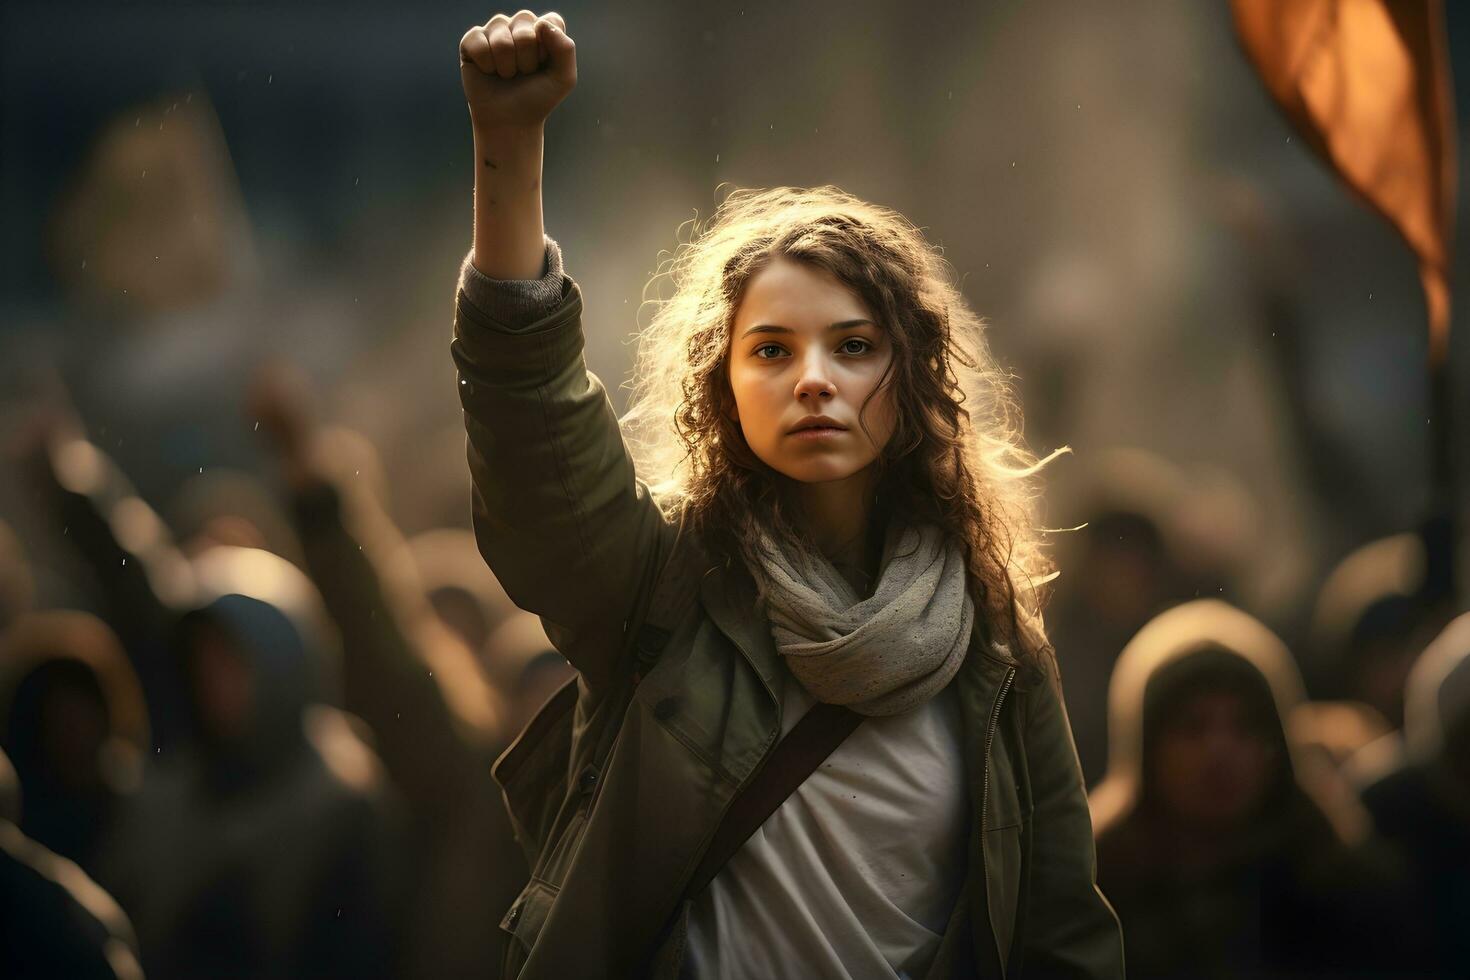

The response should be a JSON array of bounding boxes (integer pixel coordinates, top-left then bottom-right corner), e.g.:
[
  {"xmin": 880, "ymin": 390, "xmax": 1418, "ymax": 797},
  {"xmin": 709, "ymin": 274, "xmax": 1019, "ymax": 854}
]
[{"xmin": 699, "ymin": 560, "xmax": 785, "ymax": 709}]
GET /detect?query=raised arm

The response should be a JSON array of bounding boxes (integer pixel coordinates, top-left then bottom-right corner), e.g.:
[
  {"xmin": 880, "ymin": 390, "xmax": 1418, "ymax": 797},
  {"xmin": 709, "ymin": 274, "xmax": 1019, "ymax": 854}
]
[
  {"xmin": 249, "ymin": 367, "xmax": 507, "ymax": 792},
  {"xmin": 460, "ymin": 10, "xmax": 574, "ymax": 279},
  {"xmin": 452, "ymin": 11, "xmax": 672, "ymax": 693},
  {"xmin": 21, "ymin": 420, "xmax": 194, "ymax": 752}
]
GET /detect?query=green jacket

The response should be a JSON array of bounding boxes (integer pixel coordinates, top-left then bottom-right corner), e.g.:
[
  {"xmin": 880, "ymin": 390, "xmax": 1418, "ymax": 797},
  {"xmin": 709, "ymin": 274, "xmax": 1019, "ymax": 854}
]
[{"xmin": 452, "ymin": 272, "xmax": 1124, "ymax": 980}]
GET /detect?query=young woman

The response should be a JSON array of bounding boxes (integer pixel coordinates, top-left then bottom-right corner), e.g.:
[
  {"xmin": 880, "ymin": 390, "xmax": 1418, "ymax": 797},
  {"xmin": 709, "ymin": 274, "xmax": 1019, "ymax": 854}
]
[{"xmin": 453, "ymin": 10, "xmax": 1123, "ymax": 979}]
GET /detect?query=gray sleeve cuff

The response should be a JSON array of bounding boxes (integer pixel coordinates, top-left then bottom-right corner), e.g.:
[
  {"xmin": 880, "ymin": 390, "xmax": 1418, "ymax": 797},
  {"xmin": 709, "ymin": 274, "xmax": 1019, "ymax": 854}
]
[{"xmin": 457, "ymin": 235, "xmax": 568, "ymax": 327}]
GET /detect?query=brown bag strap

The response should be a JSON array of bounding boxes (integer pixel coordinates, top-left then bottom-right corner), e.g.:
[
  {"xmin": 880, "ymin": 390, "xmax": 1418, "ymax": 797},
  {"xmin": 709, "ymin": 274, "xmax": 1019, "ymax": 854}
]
[{"xmin": 684, "ymin": 701, "xmax": 864, "ymax": 901}]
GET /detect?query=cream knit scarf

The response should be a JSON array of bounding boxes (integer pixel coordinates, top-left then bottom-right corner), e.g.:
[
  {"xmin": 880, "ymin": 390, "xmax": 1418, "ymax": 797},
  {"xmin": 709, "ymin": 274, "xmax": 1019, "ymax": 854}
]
[{"xmin": 750, "ymin": 521, "xmax": 974, "ymax": 717}]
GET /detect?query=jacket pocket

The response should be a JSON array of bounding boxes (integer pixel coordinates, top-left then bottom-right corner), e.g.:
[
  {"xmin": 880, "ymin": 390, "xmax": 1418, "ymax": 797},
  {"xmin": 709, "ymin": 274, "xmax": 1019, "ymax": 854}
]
[
  {"xmin": 983, "ymin": 823, "xmax": 1022, "ymax": 974},
  {"xmin": 500, "ymin": 876, "xmax": 561, "ymax": 972},
  {"xmin": 494, "ymin": 678, "xmax": 579, "ymax": 863}
]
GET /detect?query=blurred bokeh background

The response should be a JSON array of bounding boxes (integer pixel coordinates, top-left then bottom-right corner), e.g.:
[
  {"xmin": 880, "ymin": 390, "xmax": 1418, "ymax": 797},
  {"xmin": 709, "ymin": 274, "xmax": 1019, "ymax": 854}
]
[
  {"xmin": 4, "ymin": 0, "xmax": 1467, "ymax": 622},
  {"xmin": 2, "ymin": 1, "xmax": 1469, "ymax": 977}
]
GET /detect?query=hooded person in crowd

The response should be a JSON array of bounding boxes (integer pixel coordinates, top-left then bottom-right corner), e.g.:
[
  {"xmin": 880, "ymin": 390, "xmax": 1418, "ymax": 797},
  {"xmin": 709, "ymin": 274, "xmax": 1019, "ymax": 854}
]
[
  {"xmin": 22, "ymin": 417, "xmax": 200, "ymax": 753},
  {"xmin": 249, "ymin": 365, "xmax": 531, "ymax": 977},
  {"xmin": 485, "ymin": 611, "xmax": 574, "ymax": 738},
  {"xmin": 1356, "ymin": 612, "xmax": 1470, "ymax": 974},
  {"xmin": 408, "ymin": 527, "xmax": 519, "ymax": 668},
  {"xmin": 0, "ymin": 611, "xmax": 148, "ymax": 877},
  {"xmin": 1090, "ymin": 599, "xmax": 1417, "ymax": 979},
  {"xmin": 99, "ymin": 545, "xmax": 404, "ymax": 980},
  {"xmin": 0, "ymin": 745, "xmax": 145, "ymax": 980},
  {"xmin": 1308, "ymin": 534, "xmax": 1451, "ymax": 726},
  {"xmin": 1045, "ymin": 449, "xmax": 1202, "ymax": 787},
  {"xmin": 21, "ymin": 405, "xmax": 310, "ymax": 755},
  {"xmin": 407, "ymin": 529, "xmax": 574, "ymax": 734}
]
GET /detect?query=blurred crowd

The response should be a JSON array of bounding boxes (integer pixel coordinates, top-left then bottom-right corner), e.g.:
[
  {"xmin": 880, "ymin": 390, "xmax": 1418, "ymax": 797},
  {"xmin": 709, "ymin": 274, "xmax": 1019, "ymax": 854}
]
[
  {"xmin": 3, "ymin": 368, "xmax": 1467, "ymax": 978},
  {"xmin": 1, "ymin": 363, "xmax": 573, "ymax": 979},
  {"xmin": 1048, "ymin": 469, "xmax": 1468, "ymax": 978}
]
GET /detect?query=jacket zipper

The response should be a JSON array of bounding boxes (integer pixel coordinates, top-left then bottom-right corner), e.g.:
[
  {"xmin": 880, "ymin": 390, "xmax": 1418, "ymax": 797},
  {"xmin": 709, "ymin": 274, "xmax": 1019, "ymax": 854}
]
[{"xmin": 980, "ymin": 665, "xmax": 1017, "ymax": 832}]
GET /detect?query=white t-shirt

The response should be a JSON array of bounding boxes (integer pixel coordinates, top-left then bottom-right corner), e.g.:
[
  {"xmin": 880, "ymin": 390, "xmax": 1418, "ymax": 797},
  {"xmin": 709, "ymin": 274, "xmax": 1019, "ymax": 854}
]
[{"xmin": 684, "ymin": 665, "xmax": 970, "ymax": 979}]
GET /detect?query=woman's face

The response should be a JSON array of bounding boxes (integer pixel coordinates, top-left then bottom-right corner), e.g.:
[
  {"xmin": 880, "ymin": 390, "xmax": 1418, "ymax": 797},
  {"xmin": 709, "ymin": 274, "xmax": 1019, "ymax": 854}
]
[{"xmin": 726, "ymin": 256, "xmax": 896, "ymax": 484}]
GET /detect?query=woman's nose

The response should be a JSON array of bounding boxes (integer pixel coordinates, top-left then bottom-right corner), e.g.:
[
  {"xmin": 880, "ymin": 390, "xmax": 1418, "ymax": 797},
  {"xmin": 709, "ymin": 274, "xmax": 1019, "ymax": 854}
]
[
  {"xmin": 794, "ymin": 375, "xmax": 835, "ymax": 400},
  {"xmin": 794, "ymin": 354, "xmax": 836, "ymax": 400}
]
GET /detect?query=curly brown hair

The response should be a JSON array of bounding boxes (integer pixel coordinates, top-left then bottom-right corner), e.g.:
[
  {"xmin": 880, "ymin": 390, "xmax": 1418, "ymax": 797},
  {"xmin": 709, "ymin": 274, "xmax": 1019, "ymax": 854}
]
[{"xmin": 620, "ymin": 185, "xmax": 1059, "ymax": 661}]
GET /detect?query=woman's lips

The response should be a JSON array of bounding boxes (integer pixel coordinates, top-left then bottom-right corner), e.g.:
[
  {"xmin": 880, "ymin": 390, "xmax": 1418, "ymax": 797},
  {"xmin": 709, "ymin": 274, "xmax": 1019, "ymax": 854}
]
[{"xmin": 788, "ymin": 426, "xmax": 847, "ymax": 440}]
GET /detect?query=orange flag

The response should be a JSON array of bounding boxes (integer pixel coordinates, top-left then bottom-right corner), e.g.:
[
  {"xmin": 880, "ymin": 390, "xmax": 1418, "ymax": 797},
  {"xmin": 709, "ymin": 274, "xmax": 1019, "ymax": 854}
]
[{"xmin": 1231, "ymin": 0, "xmax": 1457, "ymax": 367}]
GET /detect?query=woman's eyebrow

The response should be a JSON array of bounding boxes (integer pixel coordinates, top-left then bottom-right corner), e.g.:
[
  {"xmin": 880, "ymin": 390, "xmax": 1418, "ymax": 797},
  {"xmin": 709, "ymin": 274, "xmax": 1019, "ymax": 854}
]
[{"xmin": 741, "ymin": 319, "xmax": 876, "ymax": 338}]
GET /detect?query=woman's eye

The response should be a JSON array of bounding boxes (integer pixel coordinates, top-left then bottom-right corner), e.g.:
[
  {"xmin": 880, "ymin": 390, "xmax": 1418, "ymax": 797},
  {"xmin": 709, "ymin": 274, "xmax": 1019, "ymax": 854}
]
[
  {"xmin": 754, "ymin": 344, "xmax": 786, "ymax": 359},
  {"xmin": 839, "ymin": 338, "xmax": 872, "ymax": 355}
]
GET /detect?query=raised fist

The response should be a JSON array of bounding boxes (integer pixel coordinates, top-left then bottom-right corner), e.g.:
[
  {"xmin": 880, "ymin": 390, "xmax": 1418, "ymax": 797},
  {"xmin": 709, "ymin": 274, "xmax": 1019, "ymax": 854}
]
[{"xmin": 459, "ymin": 10, "xmax": 576, "ymax": 131}]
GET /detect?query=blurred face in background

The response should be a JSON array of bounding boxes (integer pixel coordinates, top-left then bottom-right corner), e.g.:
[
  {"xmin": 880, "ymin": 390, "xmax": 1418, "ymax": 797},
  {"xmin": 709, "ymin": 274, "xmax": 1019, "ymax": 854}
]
[
  {"xmin": 726, "ymin": 257, "xmax": 896, "ymax": 487},
  {"xmin": 1078, "ymin": 515, "xmax": 1172, "ymax": 631},
  {"xmin": 188, "ymin": 621, "xmax": 254, "ymax": 746},
  {"xmin": 37, "ymin": 668, "xmax": 109, "ymax": 793},
  {"xmin": 1152, "ymin": 689, "xmax": 1277, "ymax": 830}
]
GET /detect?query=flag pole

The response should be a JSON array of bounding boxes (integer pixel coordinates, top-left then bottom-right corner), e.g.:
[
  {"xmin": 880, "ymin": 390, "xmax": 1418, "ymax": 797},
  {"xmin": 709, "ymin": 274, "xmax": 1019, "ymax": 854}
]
[{"xmin": 1230, "ymin": 0, "xmax": 1459, "ymax": 602}]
